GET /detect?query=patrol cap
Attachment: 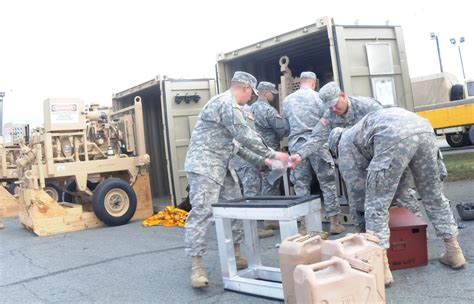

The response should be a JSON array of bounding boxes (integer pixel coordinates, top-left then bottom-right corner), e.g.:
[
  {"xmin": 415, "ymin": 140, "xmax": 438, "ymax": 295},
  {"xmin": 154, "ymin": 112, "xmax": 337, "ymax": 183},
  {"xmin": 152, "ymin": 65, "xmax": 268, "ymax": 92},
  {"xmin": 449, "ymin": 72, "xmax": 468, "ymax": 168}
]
[
  {"xmin": 328, "ymin": 127, "xmax": 346, "ymax": 156},
  {"xmin": 257, "ymin": 81, "xmax": 278, "ymax": 94},
  {"xmin": 231, "ymin": 71, "xmax": 258, "ymax": 95},
  {"xmin": 299, "ymin": 71, "xmax": 317, "ymax": 81},
  {"xmin": 320, "ymin": 81, "xmax": 342, "ymax": 109}
]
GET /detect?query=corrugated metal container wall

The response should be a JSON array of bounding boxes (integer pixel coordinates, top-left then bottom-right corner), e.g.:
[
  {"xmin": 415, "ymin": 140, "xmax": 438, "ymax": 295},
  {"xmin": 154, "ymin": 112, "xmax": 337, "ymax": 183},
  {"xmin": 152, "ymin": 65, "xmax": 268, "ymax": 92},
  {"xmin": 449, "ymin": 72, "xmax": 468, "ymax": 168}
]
[
  {"xmin": 160, "ymin": 79, "xmax": 217, "ymax": 204},
  {"xmin": 113, "ymin": 78, "xmax": 216, "ymax": 205},
  {"xmin": 332, "ymin": 25, "xmax": 414, "ymax": 111},
  {"xmin": 216, "ymin": 19, "xmax": 414, "ymax": 111},
  {"xmin": 113, "ymin": 81, "xmax": 170, "ymax": 199}
]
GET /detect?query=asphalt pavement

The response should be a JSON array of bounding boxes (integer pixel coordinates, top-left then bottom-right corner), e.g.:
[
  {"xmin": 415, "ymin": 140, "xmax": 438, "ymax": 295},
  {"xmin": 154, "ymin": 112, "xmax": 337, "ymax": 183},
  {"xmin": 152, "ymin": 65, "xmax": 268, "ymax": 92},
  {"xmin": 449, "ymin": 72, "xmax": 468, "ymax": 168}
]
[{"xmin": 1, "ymin": 180, "xmax": 473, "ymax": 303}]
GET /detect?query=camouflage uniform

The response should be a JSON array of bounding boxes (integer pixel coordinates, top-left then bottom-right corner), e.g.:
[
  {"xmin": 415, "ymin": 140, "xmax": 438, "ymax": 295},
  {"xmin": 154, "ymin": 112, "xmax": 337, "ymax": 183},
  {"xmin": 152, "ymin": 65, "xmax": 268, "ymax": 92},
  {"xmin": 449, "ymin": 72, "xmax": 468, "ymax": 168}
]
[
  {"xmin": 230, "ymin": 157, "xmax": 262, "ymax": 196},
  {"xmin": 336, "ymin": 129, "xmax": 422, "ymax": 220},
  {"xmin": 184, "ymin": 72, "xmax": 275, "ymax": 257},
  {"xmin": 297, "ymin": 82, "xmax": 420, "ymax": 221},
  {"xmin": 185, "ymin": 171, "xmax": 244, "ymax": 256},
  {"xmin": 230, "ymin": 104, "xmax": 262, "ymax": 197},
  {"xmin": 335, "ymin": 107, "xmax": 458, "ymax": 249},
  {"xmin": 250, "ymin": 83, "xmax": 288, "ymax": 196},
  {"xmin": 282, "ymin": 73, "xmax": 340, "ymax": 216}
]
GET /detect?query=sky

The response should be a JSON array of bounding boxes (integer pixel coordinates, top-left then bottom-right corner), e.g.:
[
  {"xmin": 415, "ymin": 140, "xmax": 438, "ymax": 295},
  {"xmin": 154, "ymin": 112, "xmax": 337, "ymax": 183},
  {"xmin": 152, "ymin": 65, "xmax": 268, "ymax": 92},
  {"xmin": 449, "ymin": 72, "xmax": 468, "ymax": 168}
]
[{"xmin": 0, "ymin": 0, "xmax": 472, "ymax": 128}]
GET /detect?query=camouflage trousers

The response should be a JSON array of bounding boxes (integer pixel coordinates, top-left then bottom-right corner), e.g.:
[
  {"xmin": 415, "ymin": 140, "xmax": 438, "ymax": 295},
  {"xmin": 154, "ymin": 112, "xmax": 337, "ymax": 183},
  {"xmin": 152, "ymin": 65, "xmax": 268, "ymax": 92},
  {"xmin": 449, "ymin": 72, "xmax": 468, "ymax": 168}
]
[
  {"xmin": 338, "ymin": 143, "xmax": 422, "ymax": 225},
  {"xmin": 261, "ymin": 170, "xmax": 281, "ymax": 196},
  {"xmin": 184, "ymin": 171, "xmax": 244, "ymax": 256},
  {"xmin": 234, "ymin": 164, "xmax": 261, "ymax": 197},
  {"xmin": 365, "ymin": 133, "xmax": 458, "ymax": 249},
  {"xmin": 290, "ymin": 149, "xmax": 340, "ymax": 216}
]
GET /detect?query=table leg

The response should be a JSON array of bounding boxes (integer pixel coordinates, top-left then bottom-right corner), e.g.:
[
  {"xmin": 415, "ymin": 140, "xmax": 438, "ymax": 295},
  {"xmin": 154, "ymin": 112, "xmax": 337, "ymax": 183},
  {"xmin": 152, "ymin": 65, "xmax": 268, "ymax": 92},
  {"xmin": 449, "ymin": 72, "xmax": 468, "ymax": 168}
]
[
  {"xmin": 215, "ymin": 217, "xmax": 237, "ymax": 278},
  {"xmin": 305, "ymin": 210, "xmax": 322, "ymax": 233},
  {"xmin": 243, "ymin": 219, "xmax": 262, "ymax": 268},
  {"xmin": 279, "ymin": 220, "xmax": 299, "ymax": 240}
]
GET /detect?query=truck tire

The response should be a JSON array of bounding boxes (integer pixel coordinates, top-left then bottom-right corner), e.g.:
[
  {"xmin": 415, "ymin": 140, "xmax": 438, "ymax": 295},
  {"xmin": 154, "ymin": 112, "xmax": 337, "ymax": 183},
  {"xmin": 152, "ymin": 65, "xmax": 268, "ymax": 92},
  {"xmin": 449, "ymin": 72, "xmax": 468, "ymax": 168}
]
[
  {"xmin": 44, "ymin": 183, "xmax": 63, "ymax": 202},
  {"xmin": 446, "ymin": 132, "xmax": 471, "ymax": 147},
  {"xmin": 92, "ymin": 178, "xmax": 137, "ymax": 226},
  {"xmin": 450, "ymin": 84, "xmax": 465, "ymax": 101},
  {"xmin": 63, "ymin": 180, "xmax": 97, "ymax": 203},
  {"xmin": 469, "ymin": 127, "xmax": 474, "ymax": 144}
]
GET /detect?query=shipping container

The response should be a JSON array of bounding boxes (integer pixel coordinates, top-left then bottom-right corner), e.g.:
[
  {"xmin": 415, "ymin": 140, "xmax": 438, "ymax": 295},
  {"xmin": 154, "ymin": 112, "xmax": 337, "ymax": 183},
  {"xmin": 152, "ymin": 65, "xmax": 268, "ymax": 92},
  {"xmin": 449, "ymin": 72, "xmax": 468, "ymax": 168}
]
[
  {"xmin": 112, "ymin": 77, "xmax": 216, "ymax": 205},
  {"xmin": 216, "ymin": 17, "xmax": 414, "ymax": 110},
  {"xmin": 114, "ymin": 17, "xmax": 415, "ymax": 205}
]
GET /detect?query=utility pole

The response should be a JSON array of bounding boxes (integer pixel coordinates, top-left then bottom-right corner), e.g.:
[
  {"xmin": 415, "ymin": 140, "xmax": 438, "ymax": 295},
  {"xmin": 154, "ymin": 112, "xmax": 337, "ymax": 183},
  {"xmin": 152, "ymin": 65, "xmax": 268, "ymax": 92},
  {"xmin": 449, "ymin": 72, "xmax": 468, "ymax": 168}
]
[
  {"xmin": 450, "ymin": 37, "xmax": 466, "ymax": 79},
  {"xmin": 430, "ymin": 32, "xmax": 444, "ymax": 73},
  {"xmin": 0, "ymin": 92, "xmax": 5, "ymax": 135}
]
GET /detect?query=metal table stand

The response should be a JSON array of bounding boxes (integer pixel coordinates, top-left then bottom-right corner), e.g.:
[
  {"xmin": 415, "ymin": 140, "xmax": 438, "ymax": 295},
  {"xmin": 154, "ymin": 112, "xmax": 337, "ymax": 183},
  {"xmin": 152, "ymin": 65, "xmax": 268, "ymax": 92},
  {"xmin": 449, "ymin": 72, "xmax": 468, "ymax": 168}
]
[{"xmin": 212, "ymin": 195, "xmax": 322, "ymax": 299}]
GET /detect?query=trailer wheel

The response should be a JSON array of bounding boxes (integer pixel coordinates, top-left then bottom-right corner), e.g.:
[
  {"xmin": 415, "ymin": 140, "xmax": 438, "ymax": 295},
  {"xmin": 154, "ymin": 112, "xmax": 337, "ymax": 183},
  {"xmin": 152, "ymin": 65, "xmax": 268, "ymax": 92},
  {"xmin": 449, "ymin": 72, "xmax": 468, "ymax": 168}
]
[
  {"xmin": 92, "ymin": 178, "xmax": 137, "ymax": 226},
  {"xmin": 44, "ymin": 183, "xmax": 63, "ymax": 202},
  {"xmin": 63, "ymin": 180, "xmax": 98, "ymax": 203},
  {"xmin": 446, "ymin": 132, "xmax": 472, "ymax": 147}
]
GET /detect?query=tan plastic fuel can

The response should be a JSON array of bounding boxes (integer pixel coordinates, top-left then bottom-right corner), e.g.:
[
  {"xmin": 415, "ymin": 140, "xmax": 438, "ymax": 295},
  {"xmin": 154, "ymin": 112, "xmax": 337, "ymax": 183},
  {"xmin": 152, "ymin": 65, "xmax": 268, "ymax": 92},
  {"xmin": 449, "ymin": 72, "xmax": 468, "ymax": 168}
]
[
  {"xmin": 320, "ymin": 233, "xmax": 385, "ymax": 302},
  {"xmin": 293, "ymin": 256, "xmax": 378, "ymax": 304},
  {"xmin": 278, "ymin": 234, "xmax": 324, "ymax": 304}
]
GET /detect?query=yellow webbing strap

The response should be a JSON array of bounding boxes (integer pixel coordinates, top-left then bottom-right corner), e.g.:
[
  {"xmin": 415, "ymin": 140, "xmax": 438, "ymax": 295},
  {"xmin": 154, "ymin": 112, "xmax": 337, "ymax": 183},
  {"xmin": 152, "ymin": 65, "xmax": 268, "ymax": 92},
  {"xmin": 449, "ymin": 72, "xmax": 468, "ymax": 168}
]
[{"xmin": 142, "ymin": 206, "xmax": 189, "ymax": 228}]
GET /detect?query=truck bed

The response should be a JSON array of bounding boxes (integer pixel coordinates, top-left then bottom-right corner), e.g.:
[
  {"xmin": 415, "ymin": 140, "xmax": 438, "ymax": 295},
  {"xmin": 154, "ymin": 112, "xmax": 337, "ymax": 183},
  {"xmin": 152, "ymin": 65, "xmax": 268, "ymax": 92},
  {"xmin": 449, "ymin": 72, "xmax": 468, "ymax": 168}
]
[{"xmin": 415, "ymin": 98, "xmax": 474, "ymax": 129}]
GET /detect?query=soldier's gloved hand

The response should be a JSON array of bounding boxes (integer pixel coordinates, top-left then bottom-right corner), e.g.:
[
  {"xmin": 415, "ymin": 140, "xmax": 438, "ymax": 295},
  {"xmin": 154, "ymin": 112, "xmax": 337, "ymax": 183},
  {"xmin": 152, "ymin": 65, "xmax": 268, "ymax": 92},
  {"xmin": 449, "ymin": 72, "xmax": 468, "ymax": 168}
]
[
  {"xmin": 289, "ymin": 154, "xmax": 302, "ymax": 170},
  {"xmin": 273, "ymin": 151, "xmax": 289, "ymax": 164}
]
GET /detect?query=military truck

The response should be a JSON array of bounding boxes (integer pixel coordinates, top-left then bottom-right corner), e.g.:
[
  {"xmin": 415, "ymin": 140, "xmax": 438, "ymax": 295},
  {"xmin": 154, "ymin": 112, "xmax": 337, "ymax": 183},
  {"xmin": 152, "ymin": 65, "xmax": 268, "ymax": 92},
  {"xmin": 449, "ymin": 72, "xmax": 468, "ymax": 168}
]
[{"xmin": 413, "ymin": 75, "xmax": 474, "ymax": 147}]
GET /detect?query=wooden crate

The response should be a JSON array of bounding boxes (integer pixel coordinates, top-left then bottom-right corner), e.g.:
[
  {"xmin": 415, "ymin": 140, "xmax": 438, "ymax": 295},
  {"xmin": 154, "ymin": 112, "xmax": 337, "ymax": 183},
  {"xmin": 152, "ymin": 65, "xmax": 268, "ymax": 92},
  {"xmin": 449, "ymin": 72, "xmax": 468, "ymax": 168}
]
[{"xmin": 0, "ymin": 186, "xmax": 19, "ymax": 218}]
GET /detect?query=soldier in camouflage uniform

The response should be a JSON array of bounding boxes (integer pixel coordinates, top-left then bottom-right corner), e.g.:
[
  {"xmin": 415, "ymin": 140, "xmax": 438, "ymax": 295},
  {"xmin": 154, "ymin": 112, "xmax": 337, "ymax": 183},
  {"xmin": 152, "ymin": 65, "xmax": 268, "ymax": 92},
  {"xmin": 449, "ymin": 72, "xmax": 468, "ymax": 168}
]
[
  {"xmin": 291, "ymin": 82, "xmax": 421, "ymax": 226},
  {"xmin": 328, "ymin": 107, "xmax": 466, "ymax": 285},
  {"xmin": 282, "ymin": 72, "xmax": 344, "ymax": 234},
  {"xmin": 184, "ymin": 71, "xmax": 289, "ymax": 288},
  {"xmin": 250, "ymin": 81, "xmax": 288, "ymax": 196},
  {"xmin": 230, "ymin": 104, "xmax": 275, "ymax": 239},
  {"xmin": 229, "ymin": 104, "xmax": 262, "ymax": 197}
]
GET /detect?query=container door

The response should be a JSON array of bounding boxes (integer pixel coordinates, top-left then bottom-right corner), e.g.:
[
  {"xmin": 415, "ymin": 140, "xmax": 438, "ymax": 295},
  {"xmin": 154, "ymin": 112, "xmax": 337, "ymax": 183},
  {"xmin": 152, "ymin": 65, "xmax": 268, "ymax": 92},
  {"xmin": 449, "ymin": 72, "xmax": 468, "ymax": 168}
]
[
  {"xmin": 161, "ymin": 79, "xmax": 217, "ymax": 205},
  {"xmin": 330, "ymin": 25, "xmax": 414, "ymax": 111}
]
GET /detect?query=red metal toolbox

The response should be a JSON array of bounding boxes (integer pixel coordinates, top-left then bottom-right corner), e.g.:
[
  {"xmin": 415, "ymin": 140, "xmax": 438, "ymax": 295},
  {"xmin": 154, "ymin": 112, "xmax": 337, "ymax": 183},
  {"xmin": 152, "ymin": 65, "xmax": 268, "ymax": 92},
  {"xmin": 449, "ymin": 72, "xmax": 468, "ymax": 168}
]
[{"xmin": 387, "ymin": 207, "xmax": 428, "ymax": 270}]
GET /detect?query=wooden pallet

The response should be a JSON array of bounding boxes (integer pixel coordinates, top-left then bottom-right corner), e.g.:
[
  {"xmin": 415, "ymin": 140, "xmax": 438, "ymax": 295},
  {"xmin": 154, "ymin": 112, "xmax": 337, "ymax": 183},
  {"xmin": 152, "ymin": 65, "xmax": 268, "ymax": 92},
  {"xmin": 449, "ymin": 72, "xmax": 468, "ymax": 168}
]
[
  {"xmin": 19, "ymin": 174, "xmax": 154, "ymax": 236},
  {"xmin": 0, "ymin": 186, "xmax": 20, "ymax": 218}
]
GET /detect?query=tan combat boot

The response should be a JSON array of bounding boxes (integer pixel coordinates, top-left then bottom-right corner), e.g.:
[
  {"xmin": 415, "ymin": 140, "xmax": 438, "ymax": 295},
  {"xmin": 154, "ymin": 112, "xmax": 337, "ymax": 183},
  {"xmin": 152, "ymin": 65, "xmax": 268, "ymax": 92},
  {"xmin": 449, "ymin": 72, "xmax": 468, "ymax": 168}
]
[
  {"xmin": 298, "ymin": 220, "xmax": 329, "ymax": 239},
  {"xmin": 263, "ymin": 220, "xmax": 279, "ymax": 230},
  {"xmin": 383, "ymin": 250, "xmax": 394, "ymax": 286},
  {"xmin": 234, "ymin": 244, "xmax": 248, "ymax": 270},
  {"xmin": 329, "ymin": 215, "xmax": 346, "ymax": 234},
  {"xmin": 258, "ymin": 228, "xmax": 274, "ymax": 239},
  {"xmin": 440, "ymin": 237, "xmax": 466, "ymax": 269},
  {"xmin": 191, "ymin": 256, "xmax": 209, "ymax": 288}
]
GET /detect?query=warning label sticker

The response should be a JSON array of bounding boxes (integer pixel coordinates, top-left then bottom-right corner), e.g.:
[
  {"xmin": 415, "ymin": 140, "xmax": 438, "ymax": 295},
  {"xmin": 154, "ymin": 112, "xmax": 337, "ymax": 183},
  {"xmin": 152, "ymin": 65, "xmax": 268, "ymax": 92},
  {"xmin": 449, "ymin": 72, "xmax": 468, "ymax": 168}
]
[{"xmin": 51, "ymin": 104, "xmax": 79, "ymax": 123}]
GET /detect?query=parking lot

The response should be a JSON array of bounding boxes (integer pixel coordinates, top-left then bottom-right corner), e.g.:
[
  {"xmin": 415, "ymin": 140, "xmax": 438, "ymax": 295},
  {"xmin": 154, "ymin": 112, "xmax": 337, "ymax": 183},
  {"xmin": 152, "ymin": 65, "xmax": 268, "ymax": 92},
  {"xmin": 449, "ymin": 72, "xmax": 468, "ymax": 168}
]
[{"xmin": 0, "ymin": 178, "xmax": 472, "ymax": 303}]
